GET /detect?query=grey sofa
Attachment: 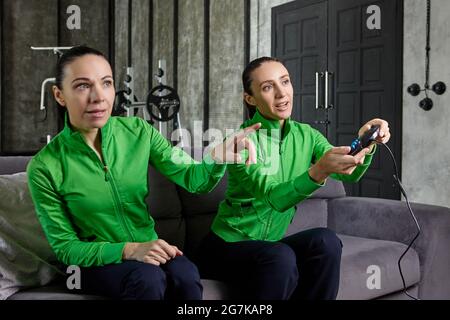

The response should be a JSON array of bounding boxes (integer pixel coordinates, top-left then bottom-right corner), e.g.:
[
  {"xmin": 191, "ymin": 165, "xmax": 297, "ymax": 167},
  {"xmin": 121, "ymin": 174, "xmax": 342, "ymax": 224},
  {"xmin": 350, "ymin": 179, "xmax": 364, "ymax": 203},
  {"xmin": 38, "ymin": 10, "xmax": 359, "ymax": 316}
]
[{"xmin": 1, "ymin": 155, "xmax": 449, "ymax": 300}]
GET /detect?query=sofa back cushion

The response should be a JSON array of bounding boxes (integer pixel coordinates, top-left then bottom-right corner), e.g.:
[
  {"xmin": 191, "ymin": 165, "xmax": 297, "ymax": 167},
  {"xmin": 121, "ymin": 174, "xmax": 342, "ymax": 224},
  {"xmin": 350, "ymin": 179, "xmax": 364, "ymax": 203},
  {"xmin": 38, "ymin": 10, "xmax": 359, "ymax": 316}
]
[
  {"xmin": 309, "ymin": 177, "xmax": 346, "ymax": 199},
  {"xmin": 283, "ymin": 177, "xmax": 346, "ymax": 236},
  {"xmin": 146, "ymin": 166, "xmax": 185, "ymax": 249},
  {"xmin": 285, "ymin": 198, "xmax": 329, "ymax": 236},
  {"xmin": 177, "ymin": 172, "xmax": 228, "ymax": 217},
  {"xmin": 146, "ymin": 165, "xmax": 183, "ymax": 219},
  {"xmin": 177, "ymin": 173, "xmax": 228, "ymax": 255},
  {"xmin": 0, "ymin": 172, "xmax": 62, "ymax": 300},
  {"xmin": 0, "ymin": 156, "xmax": 32, "ymax": 174}
]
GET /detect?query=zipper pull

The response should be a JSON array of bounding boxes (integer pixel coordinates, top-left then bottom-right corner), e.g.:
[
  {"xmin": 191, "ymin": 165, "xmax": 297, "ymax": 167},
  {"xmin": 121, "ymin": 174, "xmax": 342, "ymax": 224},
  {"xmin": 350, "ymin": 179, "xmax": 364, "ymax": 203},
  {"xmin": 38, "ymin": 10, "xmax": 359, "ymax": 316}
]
[{"xmin": 104, "ymin": 165, "xmax": 109, "ymax": 182}]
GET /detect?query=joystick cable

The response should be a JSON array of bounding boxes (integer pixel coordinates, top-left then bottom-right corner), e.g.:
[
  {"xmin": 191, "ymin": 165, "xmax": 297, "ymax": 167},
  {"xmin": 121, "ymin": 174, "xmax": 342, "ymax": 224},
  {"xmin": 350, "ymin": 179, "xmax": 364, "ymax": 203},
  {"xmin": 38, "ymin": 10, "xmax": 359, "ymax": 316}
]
[{"xmin": 379, "ymin": 142, "xmax": 421, "ymax": 300}]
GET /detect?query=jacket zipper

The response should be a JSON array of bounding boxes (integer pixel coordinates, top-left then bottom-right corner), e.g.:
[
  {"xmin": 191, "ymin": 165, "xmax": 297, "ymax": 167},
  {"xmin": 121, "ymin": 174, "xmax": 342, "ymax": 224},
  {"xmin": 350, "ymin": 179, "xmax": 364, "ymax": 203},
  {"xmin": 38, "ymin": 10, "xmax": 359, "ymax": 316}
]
[
  {"xmin": 104, "ymin": 165, "xmax": 136, "ymax": 242},
  {"xmin": 87, "ymin": 145, "xmax": 135, "ymax": 242},
  {"xmin": 263, "ymin": 135, "xmax": 285, "ymax": 240},
  {"xmin": 279, "ymin": 138, "xmax": 285, "ymax": 181},
  {"xmin": 263, "ymin": 134, "xmax": 284, "ymax": 240}
]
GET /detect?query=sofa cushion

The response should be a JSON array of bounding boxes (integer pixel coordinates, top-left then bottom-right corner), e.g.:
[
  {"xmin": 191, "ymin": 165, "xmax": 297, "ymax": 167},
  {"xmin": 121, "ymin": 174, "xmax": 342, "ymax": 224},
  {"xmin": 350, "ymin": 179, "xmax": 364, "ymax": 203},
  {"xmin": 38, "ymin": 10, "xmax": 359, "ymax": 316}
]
[
  {"xmin": 285, "ymin": 199, "xmax": 329, "ymax": 236},
  {"xmin": 198, "ymin": 234, "xmax": 421, "ymax": 300},
  {"xmin": 309, "ymin": 178, "xmax": 346, "ymax": 199},
  {"xmin": 176, "ymin": 147, "xmax": 227, "ymax": 217},
  {"xmin": 184, "ymin": 214, "xmax": 216, "ymax": 257},
  {"xmin": 336, "ymin": 234, "xmax": 420, "ymax": 300},
  {"xmin": 376, "ymin": 285, "xmax": 419, "ymax": 300},
  {"xmin": 0, "ymin": 172, "xmax": 62, "ymax": 300},
  {"xmin": 202, "ymin": 279, "xmax": 233, "ymax": 300},
  {"xmin": 154, "ymin": 217, "xmax": 186, "ymax": 250},
  {"xmin": 177, "ymin": 173, "xmax": 228, "ymax": 217},
  {"xmin": 7, "ymin": 283, "xmax": 107, "ymax": 300},
  {"xmin": 0, "ymin": 156, "xmax": 32, "ymax": 175},
  {"xmin": 8, "ymin": 279, "xmax": 232, "ymax": 300},
  {"xmin": 146, "ymin": 166, "xmax": 182, "ymax": 219},
  {"xmin": 197, "ymin": 233, "xmax": 420, "ymax": 300}
]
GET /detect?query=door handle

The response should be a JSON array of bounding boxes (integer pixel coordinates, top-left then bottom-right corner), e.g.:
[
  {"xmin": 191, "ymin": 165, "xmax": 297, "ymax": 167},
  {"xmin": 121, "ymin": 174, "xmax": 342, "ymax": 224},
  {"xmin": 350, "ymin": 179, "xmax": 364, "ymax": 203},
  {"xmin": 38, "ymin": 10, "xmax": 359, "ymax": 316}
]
[
  {"xmin": 325, "ymin": 71, "xmax": 334, "ymax": 109},
  {"xmin": 315, "ymin": 72, "xmax": 324, "ymax": 109}
]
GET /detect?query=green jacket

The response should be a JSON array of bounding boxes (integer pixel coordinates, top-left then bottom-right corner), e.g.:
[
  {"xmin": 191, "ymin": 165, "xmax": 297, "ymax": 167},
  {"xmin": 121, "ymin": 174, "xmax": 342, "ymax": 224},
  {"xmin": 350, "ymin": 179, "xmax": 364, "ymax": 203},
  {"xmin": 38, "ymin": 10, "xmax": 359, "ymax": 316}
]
[
  {"xmin": 27, "ymin": 115, "xmax": 226, "ymax": 267},
  {"xmin": 211, "ymin": 111, "xmax": 376, "ymax": 242}
]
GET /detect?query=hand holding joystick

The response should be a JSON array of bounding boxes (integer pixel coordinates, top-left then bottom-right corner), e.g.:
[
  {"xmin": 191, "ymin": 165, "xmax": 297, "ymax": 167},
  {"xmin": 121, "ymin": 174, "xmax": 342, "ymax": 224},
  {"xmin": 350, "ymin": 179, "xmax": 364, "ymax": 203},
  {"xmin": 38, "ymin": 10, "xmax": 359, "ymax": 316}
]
[{"xmin": 348, "ymin": 125, "xmax": 380, "ymax": 156}]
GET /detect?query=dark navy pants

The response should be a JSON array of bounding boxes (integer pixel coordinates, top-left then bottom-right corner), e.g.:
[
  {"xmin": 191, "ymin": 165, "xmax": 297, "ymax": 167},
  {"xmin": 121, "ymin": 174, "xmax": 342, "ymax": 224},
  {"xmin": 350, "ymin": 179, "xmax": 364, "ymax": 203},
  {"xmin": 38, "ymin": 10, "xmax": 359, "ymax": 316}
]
[
  {"xmin": 195, "ymin": 227, "xmax": 343, "ymax": 300},
  {"xmin": 77, "ymin": 255, "xmax": 202, "ymax": 300}
]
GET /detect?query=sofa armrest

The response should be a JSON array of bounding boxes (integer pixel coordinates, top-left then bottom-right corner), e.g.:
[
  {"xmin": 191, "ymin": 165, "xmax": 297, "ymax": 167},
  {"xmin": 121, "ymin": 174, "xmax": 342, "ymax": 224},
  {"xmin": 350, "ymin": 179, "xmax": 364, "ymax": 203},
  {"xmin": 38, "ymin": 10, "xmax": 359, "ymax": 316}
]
[{"xmin": 327, "ymin": 197, "xmax": 450, "ymax": 299}]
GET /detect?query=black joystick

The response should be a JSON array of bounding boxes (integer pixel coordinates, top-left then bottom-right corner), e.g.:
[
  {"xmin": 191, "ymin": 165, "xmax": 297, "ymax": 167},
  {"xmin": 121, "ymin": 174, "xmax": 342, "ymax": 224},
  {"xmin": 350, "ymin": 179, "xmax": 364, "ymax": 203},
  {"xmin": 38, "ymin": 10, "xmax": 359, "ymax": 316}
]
[{"xmin": 348, "ymin": 125, "xmax": 380, "ymax": 156}]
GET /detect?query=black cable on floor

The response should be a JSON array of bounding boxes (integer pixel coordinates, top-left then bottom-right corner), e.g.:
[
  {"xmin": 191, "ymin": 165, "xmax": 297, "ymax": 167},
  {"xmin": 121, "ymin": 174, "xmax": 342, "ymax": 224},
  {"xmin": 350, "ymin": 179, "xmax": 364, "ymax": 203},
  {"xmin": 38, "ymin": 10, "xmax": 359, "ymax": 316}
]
[{"xmin": 379, "ymin": 142, "xmax": 421, "ymax": 300}]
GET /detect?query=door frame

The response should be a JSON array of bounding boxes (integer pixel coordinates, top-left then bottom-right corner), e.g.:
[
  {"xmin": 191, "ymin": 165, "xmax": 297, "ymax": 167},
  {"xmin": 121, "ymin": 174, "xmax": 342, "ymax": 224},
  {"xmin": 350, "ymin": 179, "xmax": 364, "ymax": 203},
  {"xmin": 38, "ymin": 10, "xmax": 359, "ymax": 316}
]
[{"xmin": 392, "ymin": 0, "xmax": 404, "ymax": 190}]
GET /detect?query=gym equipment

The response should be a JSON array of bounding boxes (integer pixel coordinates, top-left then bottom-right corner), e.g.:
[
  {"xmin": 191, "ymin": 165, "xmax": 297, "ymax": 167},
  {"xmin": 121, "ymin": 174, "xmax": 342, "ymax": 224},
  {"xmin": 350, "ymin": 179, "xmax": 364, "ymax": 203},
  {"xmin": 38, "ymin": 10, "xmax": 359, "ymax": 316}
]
[
  {"xmin": 150, "ymin": 61, "xmax": 184, "ymax": 147},
  {"xmin": 31, "ymin": 46, "xmax": 73, "ymax": 113},
  {"xmin": 406, "ymin": 1, "xmax": 446, "ymax": 111},
  {"xmin": 146, "ymin": 85, "xmax": 181, "ymax": 122},
  {"xmin": 147, "ymin": 59, "xmax": 183, "ymax": 140},
  {"xmin": 115, "ymin": 60, "xmax": 184, "ymax": 147},
  {"xmin": 31, "ymin": 46, "xmax": 72, "ymax": 56},
  {"xmin": 31, "ymin": 46, "xmax": 73, "ymax": 144},
  {"xmin": 40, "ymin": 77, "xmax": 56, "ymax": 111}
]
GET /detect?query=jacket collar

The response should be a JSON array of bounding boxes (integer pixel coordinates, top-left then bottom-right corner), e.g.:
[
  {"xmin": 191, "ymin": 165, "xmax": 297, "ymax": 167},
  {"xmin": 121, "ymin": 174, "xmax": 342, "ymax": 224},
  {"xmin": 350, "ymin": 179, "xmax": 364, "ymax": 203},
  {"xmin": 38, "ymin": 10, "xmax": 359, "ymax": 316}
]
[
  {"xmin": 249, "ymin": 110, "xmax": 292, "ymax": 140},
  {"xmin": 60, "ymin": 112, "xmax": 112, "ymax": 150}
]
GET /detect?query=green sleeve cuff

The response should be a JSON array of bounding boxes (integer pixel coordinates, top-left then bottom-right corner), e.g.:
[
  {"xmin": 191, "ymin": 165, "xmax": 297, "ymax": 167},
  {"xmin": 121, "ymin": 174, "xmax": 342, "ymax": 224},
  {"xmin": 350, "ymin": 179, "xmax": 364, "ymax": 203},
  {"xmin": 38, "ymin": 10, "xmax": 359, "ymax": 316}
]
[
  {"xmin": 293, "ymin": 170, "xmax": 324, "ymax": 196},
  {"xmin": 101, "ymin": 242, "xmax": 127, "ymax": 265},
  {"xmin": 202, "ymin": 152, "xmax": 227, "ymax": 177},
  {"xmin": 367, "ymin": 143, "xmax": 377, "ymax": 155},
  {"xmin": 362, "ymin": 143, "xmax": 377, "ymax": 166}
]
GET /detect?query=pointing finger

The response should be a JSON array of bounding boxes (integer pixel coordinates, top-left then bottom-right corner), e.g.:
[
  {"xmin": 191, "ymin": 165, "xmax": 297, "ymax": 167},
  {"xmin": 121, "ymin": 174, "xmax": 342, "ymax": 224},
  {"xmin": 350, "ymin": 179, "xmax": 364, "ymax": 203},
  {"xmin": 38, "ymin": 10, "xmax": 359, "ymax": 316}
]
[
  {"xmin": 243, "ymin": 138, "xmax": 257, "ymax": 165},
  {"xmin": 234, "ymin": 123, "xmax": 261, "ymax": 144},
  {"xmin": 331, "ymin": 146, "xmax": 352, "ymax": 154}
]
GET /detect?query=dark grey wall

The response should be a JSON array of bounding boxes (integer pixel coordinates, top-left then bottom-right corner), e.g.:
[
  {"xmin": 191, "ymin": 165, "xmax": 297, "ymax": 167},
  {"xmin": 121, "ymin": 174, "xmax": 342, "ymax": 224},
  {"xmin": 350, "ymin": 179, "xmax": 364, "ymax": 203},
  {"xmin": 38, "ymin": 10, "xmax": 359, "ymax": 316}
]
[
  {"xmin": 177, "ymin": 0, "xmax": 205, "ymax": 145},
  {"xmin": 113, "ymin": 0, "xmax": 129, "ymax": 94},
  {"xmin": 59, "ymin": 0, "xmax": 111, "ymax": 53},
  {"xmin": 209, "ymin": 0, "xmax": 245, "ymax": 135},
  {"xmin": 114, "ymin": 0, "xmax": 152, "ymax": 105},
  {"xmin": 0, "ymin": 0, "xmax": 248, "ymax": 154},
  {"xmin": 2, "ymin": 0, "xmax": 59, "ymax": 153},
  {"xmin": 153, "ymin": 0, "xmax": 247, "ymax": 144},
  {"xmin": 131, "ymin": 0, "xmax": 151, "ymax": 102},
  {"xmin": 0, "ymin": 0, "xmax": 112, "ymax": 154}
]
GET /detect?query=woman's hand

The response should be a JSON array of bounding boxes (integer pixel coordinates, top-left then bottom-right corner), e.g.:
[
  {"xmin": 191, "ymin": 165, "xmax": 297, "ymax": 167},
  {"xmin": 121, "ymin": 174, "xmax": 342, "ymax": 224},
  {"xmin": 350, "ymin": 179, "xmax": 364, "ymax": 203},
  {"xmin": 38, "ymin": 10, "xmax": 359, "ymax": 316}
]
[
  {"xmin": 358, "ymin": 118, "xmax": 391, "ymax": 152},
  {"xmin": 308, "ymin": 118, "xmax": 391, "ymax": 183},
  {"xmin": 308, "ymin": 146, "xmax": 372, "ymax": 183},
  {"xmin": 122, "ymin": 239, "xmax": 183, "ymax": 266},
  {"xmin": 211, "ymin": 123, "xmax": 261, "ymax": 165}
]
